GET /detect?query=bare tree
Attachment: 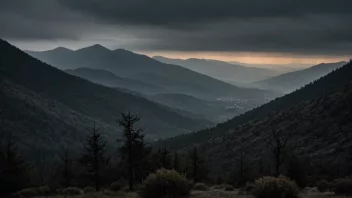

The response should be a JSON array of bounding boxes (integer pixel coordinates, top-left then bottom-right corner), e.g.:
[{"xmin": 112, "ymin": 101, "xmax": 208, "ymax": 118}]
[
  {"xmin": 265, "ymin": 124, "xmax": 290, "ymax": 176},
  {"xmin": 173, "ymin": 152, "xmax": 179, "ymax": 172},
  {"xmin": 188, "ymin": 147, "xmax": 205, "ymax": 182},
  {"xmin": 158, "ymin": 146, "xmax": 171, "ymax": 169},
  {"xmin": 60, "ymin": 148, "xmax": 73, "ymax": 187}
]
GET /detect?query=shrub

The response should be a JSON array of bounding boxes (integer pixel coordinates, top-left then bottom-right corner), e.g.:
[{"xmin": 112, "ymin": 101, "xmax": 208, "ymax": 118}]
[
  {"xmin": 139, "ymin": 169, "xmax": 190, "ymax": 198},
  {"xmin": 19, "ymin": 188, "xmax": 37, "ymax": 198},
  {"xmin": 213, "ymin": 185, "xmax": 223, "ymax": 190},
  {"xmin": 83, "ymin": 186, "xmax": 96, "ymax": 193},
  {"xmin": 37, "ymin": 186, "xmax": 50, "ymax": 196},
  {"xmin": 188, "ymin": 181, "xmax": 194, "ymax": 190},
  {"xmin": 223, "ymin": 185, "xmax": 235, "ymax": 191},
  {"xmin": 193, "ymin": 183, "xmax": 209, "ymax": 191},
  {"xmin": 110, "ymin": 181, "xmax": 122, "ymax": 191},
  {"xmin": 121, "ymin": 186, "xmax": 130, "ymax": 192},
  {"xmin": 316, "ymin": 179, "xmax": 331, "ymax": 192},
  {"xmin": 252, "ymin": 176, "xmax": 300, "ymax": 198},
  {"xmin": 245, "ymin": 182, "xmax": 256, "ymax": 193},
  {"xmin": 103, "ymin": 190, "xmax": 117, "ymax": 196},
  {"xmin": 212, "ymin": 184, "xmax": 234, "ymax": 191},
  {"xmin": 333, "ymin": 178, "xmax": 352, "ymax": 195},
  {"xmin": 62, "ymin": 187, "xmax": 82, "ymax": 195}
]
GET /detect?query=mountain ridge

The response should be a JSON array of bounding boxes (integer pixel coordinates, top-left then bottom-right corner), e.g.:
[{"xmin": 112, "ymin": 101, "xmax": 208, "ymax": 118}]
[{"xmin": 0, "ymin": 39, "xmax": 211, "ymax": 140}]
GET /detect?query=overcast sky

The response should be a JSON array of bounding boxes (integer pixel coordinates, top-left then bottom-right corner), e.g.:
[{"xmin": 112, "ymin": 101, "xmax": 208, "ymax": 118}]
[{"xmin": 1, "ymin": 0, "xmax": 351, "ymax": 66}]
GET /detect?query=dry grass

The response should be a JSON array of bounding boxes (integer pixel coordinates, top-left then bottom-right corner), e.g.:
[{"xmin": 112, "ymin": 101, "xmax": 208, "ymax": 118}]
[{"xmin": 33, "ymin": 189, "xmax": 352, "ymax": 198}]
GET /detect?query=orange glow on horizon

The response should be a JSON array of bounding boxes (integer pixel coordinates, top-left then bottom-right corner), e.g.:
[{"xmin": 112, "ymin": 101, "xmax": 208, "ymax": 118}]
[{"xmin": 140, "ymin": 51, "xmax": 349, "ymax": 68}]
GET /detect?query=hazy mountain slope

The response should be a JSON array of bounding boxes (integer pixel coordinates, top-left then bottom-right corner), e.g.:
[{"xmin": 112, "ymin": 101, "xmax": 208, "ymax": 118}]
[
  {"xmin": 27, "ymin": 46, "xmax": 278, "ymax": 101},
  {"xmin": 253, "ymin": 61, "xmax": 346, "ymax": 93},
  {"xmin": 0, "ymin": 77, "xmax": 118, "ymax": 153},
  {"xmin": 65, "ymin": 68, "xmax": 165, "ymax": 94},
  {"xmin": 0, "ymin": 39, "xmax": 210, "ymax": 139},
  {"xmin": 156, "ymin": 61, "xmax": 352, "ymax": 148},
  {"xmin": 174, "ymin": 81, "xmax": 352, "ymax": 174},
  {"xmin": 153, "ymin": 56, "xmax": 281, "ymax": 84},
  {"xmin": 147, "ymin": 93, "xmax": 244, "ymax": 122}
]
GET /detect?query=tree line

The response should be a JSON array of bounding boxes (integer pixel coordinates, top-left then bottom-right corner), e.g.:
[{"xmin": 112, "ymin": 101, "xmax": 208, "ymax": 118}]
[{"xmin": 0, "ymin": 112, "xmax": 207, "ymax": 196}]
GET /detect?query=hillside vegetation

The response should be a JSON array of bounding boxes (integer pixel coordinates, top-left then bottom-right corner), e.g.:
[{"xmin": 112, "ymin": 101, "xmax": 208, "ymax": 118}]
[
  {"xmin": 0, "ymin": 39, "xmax": 210, "ymax": 140},
  {"xmin": 253, "ymin": 62, "xmax": 346, "ymax": 93},
  {"xmin": 156, "ymin": 61, "xmax": 352, "ymax": 150}
]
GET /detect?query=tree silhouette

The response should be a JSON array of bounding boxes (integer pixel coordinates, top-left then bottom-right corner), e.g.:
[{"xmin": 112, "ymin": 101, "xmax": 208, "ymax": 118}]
[
  {"xmin": 0, "ymin": 133, "xmax": 29, "ymax": 196},
  {"xmin": 188, "ymin": 147, "xmax": 205, "ymax": 182},
  {"xmin": 265, "ymin": 124, "xmax": 290, "ymax": 176},
  {"xmin": 117, "ymin": 112, "xmax": 145, "ymax": 191},
  {"xmin": 173, "ymin": 152, "xmax": 179, "ymax": 172},
  {"xmin": 158, "ymin": 146, "xmax": 171, "ymax": 169},
  {"xmin": 80, "ymin": 123, "xmax": 107, "ymax": 191},
  {"xmin": 60, "ymin": 148, "xmax": 73, "ymax": 187}
]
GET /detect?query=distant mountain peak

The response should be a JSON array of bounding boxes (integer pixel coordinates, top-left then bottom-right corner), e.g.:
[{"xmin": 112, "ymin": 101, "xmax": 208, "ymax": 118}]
[
  {"xmin": 113, "ymin": 48, "xmax": 136, "ymax": 55},
  {"xmin": 51, "ymin": 47, "xmax": 73, "ymax": 53},
  {"xmin": 76, "ymin": 44, "xmax": 111, "ymax": 53}
]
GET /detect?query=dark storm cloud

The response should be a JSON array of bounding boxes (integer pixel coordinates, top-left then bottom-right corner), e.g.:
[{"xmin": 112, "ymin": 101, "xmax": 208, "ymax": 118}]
[
  {"xmin": 1, "ymin": 0, "xmax": 352, "ymax": 56},
  {"xmin": 58, "ymin": 0, "xmax": 352, "ymax": 26}
]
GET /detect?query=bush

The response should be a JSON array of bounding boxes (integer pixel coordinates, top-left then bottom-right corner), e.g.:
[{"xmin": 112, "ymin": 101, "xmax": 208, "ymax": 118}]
[
  {"xmin": 188, "ymin": 181, "xmax": 194, "ymax": 190},
  {"xmin": 245, "ymin": 182, "xmax": 256, "ymax": 193},
  {"xmin": 316, "ymin": 179, "xmax": 331, "ymax": 192},
  {"xmin": 193, "ymin": 183, "xmax": 209, "ymax": 191},
  {"xmin": 212, "ymin": 184, "xmax": 234, "ymax": 191},
  {"xmin": 333, "ymin": 178, "xmax": 352, "ymax": 195},
  {"xmin": 139, "ymin": 169, "xmax": 190, "ymax": 198},
  {"xmin": 62, "ymin": 187, "xmax": 82, "ymax": 195},
  {"xmin": 110, "ymin": 181, "xmax": 122, "ymax": 191},
  {"xmin": 121, "ymin": 186, "xmax": 130, "ymax": 192},
  {"xmin": 19, "ymin": 188, "xmax": 37, "ymax": 198},
  {"xmin": 224, "ymin": 185, "xmax": 235, "ymax": 191},
  {"xmin": 252, "ymin": 176, "xmax": 300, "ymax": 198},
  {"xmin": 103, "ymin": 190, "xmax": 117, "ymax": 196},
  {"xmin": 37, "ymin": 186, "xmax": 50, "ymax": 196},
  {"xmin": 83, "ymin": 186, "xmax": 96, "ymax": 193}
]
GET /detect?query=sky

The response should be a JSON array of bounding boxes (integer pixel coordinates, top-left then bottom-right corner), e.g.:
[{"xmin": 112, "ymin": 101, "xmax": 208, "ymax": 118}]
[{"xmin": 1, "ymin": 0, "xmax": 351, "ymax": 67}]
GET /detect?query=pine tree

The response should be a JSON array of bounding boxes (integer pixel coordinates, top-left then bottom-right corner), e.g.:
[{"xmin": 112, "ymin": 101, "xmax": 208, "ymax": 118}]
[
  {"xmin": 0, "ymin": 133, "xmax": 29, "ymax": 196},
  {"xmin": 80, "ymin": 123, "xmax": 107, "ymax": 191},
  {"xmin": 118, "ymin": 112, "xmax": 145, "ymax": 191}
]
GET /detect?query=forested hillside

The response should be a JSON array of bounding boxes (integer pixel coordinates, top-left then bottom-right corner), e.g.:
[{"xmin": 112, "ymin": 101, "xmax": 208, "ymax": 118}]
[
  {"xmin": 0, "ymin": 39, "xmax": 210, "ymax": 141},
  {"xmin": 27, "ymin": 46, "xmax": 278, "ymax": 101},
  {"xmin": 253, "ymin": 62, "xmax": 346, "ymax": 93},
  {"xmin": 157, "ymin": 61, "xmax": 352, "ymax": 149},
  {"xmin": 157, "ymin": 75, "xmax": 352, "ymax": 177}
]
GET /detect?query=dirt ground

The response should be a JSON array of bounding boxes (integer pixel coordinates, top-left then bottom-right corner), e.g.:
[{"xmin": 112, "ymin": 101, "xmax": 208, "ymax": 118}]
[{"xmin": 32, "ymin": 189, "xmax": 352, "ymax": 198}]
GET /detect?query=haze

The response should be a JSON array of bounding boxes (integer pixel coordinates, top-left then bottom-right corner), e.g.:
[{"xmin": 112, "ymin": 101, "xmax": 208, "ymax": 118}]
[{"xmin": 2, "ymin": 0, "xmax": 351, "ymax": 68}]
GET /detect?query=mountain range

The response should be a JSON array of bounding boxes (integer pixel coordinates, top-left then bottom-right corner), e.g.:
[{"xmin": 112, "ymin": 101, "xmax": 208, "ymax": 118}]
[
  {"xmin": 26, "ymin": 46, "xmax": 278, "ymax": 101},
  {"xmin": 0, "ymin": 39, "xmax": 212, "ymax": 154},
  {"xmin": 153, "ymin": 56, "xmax": 281, "ymax": 85},
  {"xmin": 156, "ymin": 61, "xmax": 352, "ymax": 148},
  {"xmin": 155, "ymin": 60, "xmax": 352, "ymax": 174},
  {"xmin": 252, "ymin": 61, "xmax": 346, "ymax": 93}
]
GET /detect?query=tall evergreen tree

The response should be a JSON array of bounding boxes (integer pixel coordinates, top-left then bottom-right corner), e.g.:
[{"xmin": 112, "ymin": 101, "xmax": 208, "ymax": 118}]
[
  {"xmin": 118, "ymin": 112, "xmax": 145, "ymax": 191},
  {"xmin": 80, "ymin": 123, "xmax": 107, "ymax": 191},
  {"xmin": 0, "ymin": 133, "xmax": 29, "ymax": 196}
]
